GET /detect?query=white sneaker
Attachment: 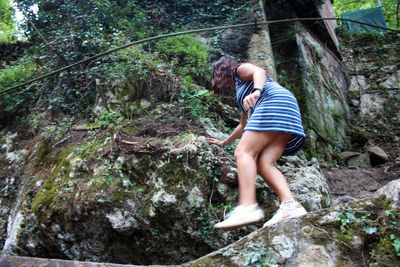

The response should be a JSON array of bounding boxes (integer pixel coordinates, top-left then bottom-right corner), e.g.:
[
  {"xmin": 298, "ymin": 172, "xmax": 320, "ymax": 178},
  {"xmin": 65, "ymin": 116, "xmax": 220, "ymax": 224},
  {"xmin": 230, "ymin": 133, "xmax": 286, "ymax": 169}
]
[
  {"xmin": 263, "ymin": 201, "xmax": 307, "ymax": 227},
  {"xmin": 214, "ymin": 204, "xmax": 265, "ymax": 230}
]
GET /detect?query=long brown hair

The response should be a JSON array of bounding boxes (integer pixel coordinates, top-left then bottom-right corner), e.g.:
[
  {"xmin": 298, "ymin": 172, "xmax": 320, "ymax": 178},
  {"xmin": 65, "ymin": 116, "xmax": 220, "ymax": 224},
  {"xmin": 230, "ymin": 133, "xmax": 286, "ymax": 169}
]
[{"xmin": 211, "ymin": 56, "xmax": 240, "ymax": 96}]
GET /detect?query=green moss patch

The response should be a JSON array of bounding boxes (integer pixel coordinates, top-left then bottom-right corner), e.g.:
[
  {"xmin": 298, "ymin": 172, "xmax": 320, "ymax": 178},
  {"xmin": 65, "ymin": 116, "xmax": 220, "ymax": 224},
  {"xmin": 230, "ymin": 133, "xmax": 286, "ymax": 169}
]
[
  {"xmin": 31, "ymin": 146, "xmax": 75, "ymax": 215},
  {"xmin": 31, "ymin": 133, "xmax": 112, "ymax": 217},
  {"xmin": 335, "ymin": 196, "xmax": 400, "ymax": 265}
]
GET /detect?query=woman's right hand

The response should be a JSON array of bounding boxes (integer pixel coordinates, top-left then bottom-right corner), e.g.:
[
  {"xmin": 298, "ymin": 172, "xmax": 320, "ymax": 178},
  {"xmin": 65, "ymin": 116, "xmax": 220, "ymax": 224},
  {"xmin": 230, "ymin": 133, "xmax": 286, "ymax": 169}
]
[
  {"xmin": 206, "ymin": 137, "xmax": 225, "ymax": 147},
  {"xmin": 243, "ymin": 90, "xmax": 261, "ymax": 111}
]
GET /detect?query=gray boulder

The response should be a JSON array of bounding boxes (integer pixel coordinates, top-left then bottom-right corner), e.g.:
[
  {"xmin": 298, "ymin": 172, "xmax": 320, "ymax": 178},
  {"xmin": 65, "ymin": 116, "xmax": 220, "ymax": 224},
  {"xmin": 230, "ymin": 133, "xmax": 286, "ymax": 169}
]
[
  {"xmin": 374, "ymin": 178, "xmax": 400, "ymax": 207},
  {"xmin": 340, "ymin": 151, "xmax": 361, "ymax": 162},
  {"xmin": 365, "ymin": 145, "xmax": 389, "ymax": 165},
  {"xmin": 187, "ymin": 187, "xmax": 400, "ymax": 266},
  {"xmin": 347, "ymin": 153, "xmax": 371, "ymax": 168}
]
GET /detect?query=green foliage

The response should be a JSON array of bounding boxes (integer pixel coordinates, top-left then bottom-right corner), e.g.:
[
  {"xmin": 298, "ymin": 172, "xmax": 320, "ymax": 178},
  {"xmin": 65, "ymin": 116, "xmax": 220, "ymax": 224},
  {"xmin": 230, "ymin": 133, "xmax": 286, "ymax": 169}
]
[
  {"xmin": 134, "ymin": 0, "xmax": 255, "ymax": 31},
  {"xmin": 0, "ymin": 0, "xmax": 14, "ymax": 23},
  {"xmin": 245, "ymin": 245, "xmax": 278, "ymax": 267},
  {"xmin": 95, "ymin": 109, "xmax": 125, "ymax": 128},
  {"xmin": 337, "ymin": 211, "xmax": 356, "ymax": 232},
  {"xmin": 88, "ymin": 0, "xmax": 149, "ymax": 39},
  {"xmin": 42, "ymin": 117, "xmax": 74, "ymax": 141},
  {"xmin": 156, "ymin": 34, "xmax": 210, "ymax": 84},
  {"xmin": 336, "ymin": 197, "xmax": 400, "ymax": 265},
  {"xmin": 9, "ymin": 0, "xmax": 252, "ymax": 108},
  {"xmin": 149, "ymin": 227, "xmax": 160, "ymax": 236},
  {"xmin": 189, "ymin": 202, "xmax": 217, "ymax": 245},
  {"xmin": 0, "ymin": 55, "xmax": 36, "ymax": 89},
  {"xmin": 92, "ymin": 44, "xmax": 175, "ymax": 106},
  {"xmin": 0, "ymin": 55, "xmax": 37, "ymax": 117},
  {"xmin": 391, "ymin": 234, "xmax": 400, "ymax": 256},
  {"xmin": 0, "ymin": 0, "xmax": 255, "ymax": 126},
  {"xmin": 0, "ymin": 0, "xmax": 18, "ymax": 43},
  {"xmin": 333, "ymin": 0, "xmax": 400, "ymax": 30},
  {"xmin": 179, "ymin": 76, "xmax": 214, "ymax": 118},
  {"xmin": 11, "ymin": 0, "xmax": 151, "ymax": 116},
  {"xmin": 218, "ymin": 244, "xmax": 278, "ymax": 267}
]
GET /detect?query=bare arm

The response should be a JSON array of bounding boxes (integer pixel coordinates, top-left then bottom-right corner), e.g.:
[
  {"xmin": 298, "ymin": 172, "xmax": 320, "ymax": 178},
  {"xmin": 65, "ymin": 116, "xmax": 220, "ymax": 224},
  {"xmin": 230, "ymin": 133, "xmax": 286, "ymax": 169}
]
[
  {"xmin": 207, "ymin": 112, "xmax": 248, "ymax": 147},
  {"xmin": 236, "ymin": 63, "xmax": 267, "ymax": 111}
]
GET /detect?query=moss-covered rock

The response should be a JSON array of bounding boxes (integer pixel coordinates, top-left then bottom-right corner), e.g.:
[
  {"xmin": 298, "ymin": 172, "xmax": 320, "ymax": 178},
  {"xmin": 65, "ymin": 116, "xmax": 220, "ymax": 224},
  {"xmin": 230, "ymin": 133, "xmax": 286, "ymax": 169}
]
[
  {"xmin": 187, "ymin": 190, "xmax": 400, "ymax": 266},
  {"xmin": 2, "ymin": 2, "xmax": 399, "ymax": 266},
  {"xmin": 0, "ymin": 101, "xmax": 331, "ymax": 265}
]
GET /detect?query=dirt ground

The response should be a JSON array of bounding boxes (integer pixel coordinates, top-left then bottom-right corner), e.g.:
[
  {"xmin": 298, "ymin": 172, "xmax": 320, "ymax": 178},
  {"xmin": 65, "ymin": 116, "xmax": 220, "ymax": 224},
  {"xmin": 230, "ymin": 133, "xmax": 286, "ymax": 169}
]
[{"xmin": 322, "ymin": 163, "xmax": 400, "ymax": 206}]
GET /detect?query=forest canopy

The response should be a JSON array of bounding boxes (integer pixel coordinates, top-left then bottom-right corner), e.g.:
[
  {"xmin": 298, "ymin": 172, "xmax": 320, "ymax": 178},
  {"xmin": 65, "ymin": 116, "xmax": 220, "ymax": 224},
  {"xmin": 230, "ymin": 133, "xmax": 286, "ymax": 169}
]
[
  {"xmin": 0, "ymin": 0, "xmax": 255, "ymax": 123},
  {"xmin": 0, "ymin": 0, "xmax": 398, "ymax": 125},
  {"xmin": 0, "ymin": 0, "xmax": 18, "ymax": 43}
]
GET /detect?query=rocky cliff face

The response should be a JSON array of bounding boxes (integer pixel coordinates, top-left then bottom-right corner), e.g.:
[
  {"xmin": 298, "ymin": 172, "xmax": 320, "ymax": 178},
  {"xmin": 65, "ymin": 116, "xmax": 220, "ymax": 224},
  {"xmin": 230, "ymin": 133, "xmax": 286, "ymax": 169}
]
[
  {"xmin": 203, "ymin": 0, "xmax": 277, "ymax": 79},
  {"xmin": 294, "ymin": 22, "xmax": 350, "ymax": 162},
  {"xmin": 0, "ymin": 81, "xmax": 330, "ymax": 264},
  {"xmin": 265, "ymin": 0, "xmax": 351, "ymax": 162},
  {"xmin": 340, "ymin": 31, "xmax": 400, "ymax": 162}
]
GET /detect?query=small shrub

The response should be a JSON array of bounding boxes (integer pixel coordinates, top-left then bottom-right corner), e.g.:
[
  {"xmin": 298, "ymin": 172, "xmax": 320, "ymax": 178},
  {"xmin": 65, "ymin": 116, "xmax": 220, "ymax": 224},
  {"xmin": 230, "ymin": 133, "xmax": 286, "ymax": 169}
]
[
  {"xmin": 156, "ymin": 34, "xmax": 210, "ymax": 85},
  {"xmin": 179, "ymin": 76, "xmax": 214, "ymax": 118},
  {"xmin": 0, "ymin": 55, "xmax": 37, "ymax": 122},
  {"xmin": 336, "ymin": 197, "xmax": 400, "ymax": 265},
  {"xmin": 95, "ymin": 109, "xmax": 125, "ymax": 128}
]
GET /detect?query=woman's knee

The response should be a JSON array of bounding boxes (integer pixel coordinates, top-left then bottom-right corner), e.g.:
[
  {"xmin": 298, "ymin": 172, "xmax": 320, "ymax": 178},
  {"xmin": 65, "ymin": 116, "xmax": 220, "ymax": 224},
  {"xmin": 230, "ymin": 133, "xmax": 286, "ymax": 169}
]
[
  {"xmin": 256, "ymin": 155, "xmax": 275, "ymax": 170},
  {"xmin": 234, "ymin": 146, "xmax": 254, "ymax": 160},
  {"xmin": 234, "ymin": 146, "xmax": 244, "ymax": 160}
]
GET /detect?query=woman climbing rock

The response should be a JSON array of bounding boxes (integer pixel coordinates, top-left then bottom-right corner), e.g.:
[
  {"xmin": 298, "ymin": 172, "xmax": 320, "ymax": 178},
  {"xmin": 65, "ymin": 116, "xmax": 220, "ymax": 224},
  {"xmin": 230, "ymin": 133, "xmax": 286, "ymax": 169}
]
[{"xmin": 207, "ymin": 56, "xmax": 307, "ymax": 230}]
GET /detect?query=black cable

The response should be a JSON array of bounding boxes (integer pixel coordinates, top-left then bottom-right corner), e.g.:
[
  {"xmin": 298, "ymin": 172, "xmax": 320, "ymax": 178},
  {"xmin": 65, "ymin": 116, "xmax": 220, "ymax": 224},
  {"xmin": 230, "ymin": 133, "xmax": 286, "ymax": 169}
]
[{"xmin": 1, "ymin": 17, "xmax": 399, "ymax": 95}]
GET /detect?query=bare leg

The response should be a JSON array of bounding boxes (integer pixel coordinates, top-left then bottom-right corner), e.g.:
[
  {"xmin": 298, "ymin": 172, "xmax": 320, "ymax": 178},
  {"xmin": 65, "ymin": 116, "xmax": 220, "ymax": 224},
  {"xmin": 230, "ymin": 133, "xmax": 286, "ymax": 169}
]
[
  {"xmin": 257, "ymin": 133, "xmax": 294, "ymax": 202},
  {"xmin": 234, "ymin": 131, "xmax": 280, "ymax": 206},
  {"xmin": 214, "ymin": 131, "xmax": 300, "ymax": 230}
]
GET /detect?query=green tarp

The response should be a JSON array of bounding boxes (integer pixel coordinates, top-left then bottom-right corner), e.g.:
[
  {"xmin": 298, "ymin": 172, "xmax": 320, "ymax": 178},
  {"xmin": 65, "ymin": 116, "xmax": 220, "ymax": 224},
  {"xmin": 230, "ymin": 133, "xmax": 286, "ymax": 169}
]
[{"xmin": 341, "ymin": 7, "xmax": 387, "ymax": 32}]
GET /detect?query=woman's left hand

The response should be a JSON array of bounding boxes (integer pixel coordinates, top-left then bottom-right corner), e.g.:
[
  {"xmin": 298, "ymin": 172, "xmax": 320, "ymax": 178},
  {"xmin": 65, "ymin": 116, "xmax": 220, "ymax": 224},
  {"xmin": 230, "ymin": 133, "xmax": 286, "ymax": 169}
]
[
  {"xmin": 243, "ymin": 91, "xmax": 261, "ymax": 111},
  {"xmin": 206, "ymin": 137, "xmax": 225, "ymax": 147}
]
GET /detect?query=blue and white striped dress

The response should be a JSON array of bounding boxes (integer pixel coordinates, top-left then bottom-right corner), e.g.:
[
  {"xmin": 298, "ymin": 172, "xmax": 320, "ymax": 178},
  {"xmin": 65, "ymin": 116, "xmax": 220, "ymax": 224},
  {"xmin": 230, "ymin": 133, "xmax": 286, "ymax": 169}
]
[{"xmin": 234, "ymin": 68, "xmax": 306, "ymax": 156}]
